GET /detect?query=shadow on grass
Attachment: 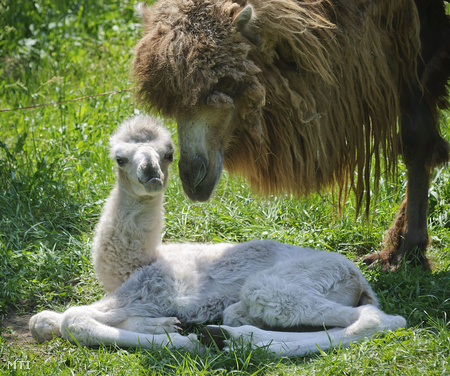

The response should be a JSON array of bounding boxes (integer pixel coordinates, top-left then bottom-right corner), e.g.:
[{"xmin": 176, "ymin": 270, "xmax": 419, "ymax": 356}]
[
  {"xmin": 368, "ymin": 265, "xmax": 450, "ymax": 328},
  {"xmin": 0, "ymin": 139, "xmax": 102, "ymax": 319}
]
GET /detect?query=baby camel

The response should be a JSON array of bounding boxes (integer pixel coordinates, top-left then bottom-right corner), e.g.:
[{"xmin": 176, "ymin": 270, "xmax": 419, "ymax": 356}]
[{"xmin": 29, "ymin": 115, "xmax": 406, "ymax": 356}]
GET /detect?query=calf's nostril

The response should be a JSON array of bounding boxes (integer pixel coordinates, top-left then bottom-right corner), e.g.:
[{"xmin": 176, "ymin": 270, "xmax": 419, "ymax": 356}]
[{"xmin": 138, "ymin": 162, "xmax": 160, "ymax": 184}]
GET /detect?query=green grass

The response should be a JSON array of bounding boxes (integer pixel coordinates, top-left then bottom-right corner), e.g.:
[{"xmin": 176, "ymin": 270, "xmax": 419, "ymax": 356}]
[{"xmin": 1, "ymin": 1, "xmax": 450, "ymax": 374}]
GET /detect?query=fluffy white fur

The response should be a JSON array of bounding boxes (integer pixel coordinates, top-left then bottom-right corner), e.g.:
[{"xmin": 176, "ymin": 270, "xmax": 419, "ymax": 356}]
[
  {"xmin": 29, "ymin": 115, "xmax": 406, "ymax": 356},
  {"xmin": 91, "ymin": 115, "xmax": 174, "ymax": 292}
]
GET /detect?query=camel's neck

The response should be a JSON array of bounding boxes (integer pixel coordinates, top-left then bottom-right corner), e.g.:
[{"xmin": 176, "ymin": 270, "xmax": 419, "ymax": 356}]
[
  {"xmin": 118, "ymin": 185, "xmax": 164, "ymax": 251},
  {"xmin": 96, "ymin": 184, "xmax": 164, "ymax": 264}
]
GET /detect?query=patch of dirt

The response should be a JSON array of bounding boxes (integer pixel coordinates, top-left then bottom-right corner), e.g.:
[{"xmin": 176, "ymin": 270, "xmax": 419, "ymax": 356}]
[{"xmin": 1, "ymin": 313, "xmax": 35, "ymax": 346}]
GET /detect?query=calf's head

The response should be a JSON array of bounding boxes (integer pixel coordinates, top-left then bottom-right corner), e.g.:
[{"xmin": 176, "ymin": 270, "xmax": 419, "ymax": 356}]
[{"xmin": 110, "ymin": 115, "xmax": 174, "ymax": 198}]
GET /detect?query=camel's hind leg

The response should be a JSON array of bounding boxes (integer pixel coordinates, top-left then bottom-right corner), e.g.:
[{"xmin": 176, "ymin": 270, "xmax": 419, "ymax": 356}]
[
  {"xmin": 203, "ymin": 305, "xmax": 406, "ymax": 356},
  {"xmin": 364, "ymin": 86, "xmax": 449, "ymax": 271},
  {"xmin": 202, "ymin": 259, "xmax": 404, "ymax": 354},
  {"xmin": 223, "ymin": 297, "xmax": 369, "ymax": 332},
  {"xmin": 364, "ymin": 0, "xmax": 450, "ymax": 271},
  {"xmin": 222, "ymin": 258, "xmax": 376, "ymax": 329}
]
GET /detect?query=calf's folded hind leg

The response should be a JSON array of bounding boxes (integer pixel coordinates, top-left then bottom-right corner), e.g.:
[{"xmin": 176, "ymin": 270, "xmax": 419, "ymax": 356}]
[
  {"xmin": 201, "ymin": 262, "xmax": 404, "ymax": 354},
  {"xmin": 229, "ymin": 261, "xmax": 371, "ymax": 329},
  {"xmin": 202, "ymin": 305, "xmax": 406, "ymax": 356}
]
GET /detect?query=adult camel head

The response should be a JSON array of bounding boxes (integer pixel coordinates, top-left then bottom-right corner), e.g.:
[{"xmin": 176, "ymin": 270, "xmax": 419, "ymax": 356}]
[{"xmin": 133, "ymin": 0, "xmax": 267, "ymax": 201}]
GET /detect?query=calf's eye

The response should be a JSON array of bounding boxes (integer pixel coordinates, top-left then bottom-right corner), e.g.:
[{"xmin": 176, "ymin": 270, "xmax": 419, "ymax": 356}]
[{"xmin": 116, "ymin": 157, "xmax": 128, "ymax": 166}]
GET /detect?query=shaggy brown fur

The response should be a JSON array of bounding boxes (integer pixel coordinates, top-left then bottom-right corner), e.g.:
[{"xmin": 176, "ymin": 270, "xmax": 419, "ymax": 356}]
[{"xmin": 133, "ymin": 0, "xmax": 450, "ymax": 269}]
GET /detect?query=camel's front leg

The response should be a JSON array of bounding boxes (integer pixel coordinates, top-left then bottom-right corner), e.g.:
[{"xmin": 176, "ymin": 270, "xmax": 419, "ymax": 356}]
[
  {"xmin": 117, "ymin": 316, "xmax": 181, "ymax": 334},
  {"xmin": 30, "ymin": 307, "xmax": 196, "ymax": 351},
  {"xmin": 60, "ymin": 306, "xmax": 200, "ymax": 351}
]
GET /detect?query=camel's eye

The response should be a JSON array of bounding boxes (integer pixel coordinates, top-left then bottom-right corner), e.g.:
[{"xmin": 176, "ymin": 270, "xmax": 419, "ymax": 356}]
[
  {"xmin": 215, "ymin": 77, "xmax": 237, "ymax": 96},
  {"xmin": 116, "ymin": 157, "xmax": 128, "ymax": 166}
]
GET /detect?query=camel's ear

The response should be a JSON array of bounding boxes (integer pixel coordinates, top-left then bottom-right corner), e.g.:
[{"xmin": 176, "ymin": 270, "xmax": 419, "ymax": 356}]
[
  {"xmin": 232, "ymin": 5, "xmax": 253, "ymax": 32},
  {"xmin": 136, "ymin": 2, "xmax": 151, "ymax": 23},
  {"xmin": 136, "ymin": 2, "xmax": 155, "ymax": 34}
]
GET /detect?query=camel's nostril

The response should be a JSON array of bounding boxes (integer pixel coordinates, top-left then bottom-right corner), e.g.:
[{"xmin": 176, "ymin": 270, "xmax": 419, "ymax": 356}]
[
  {"xmin": 138, "ymin": 162, "xmax": 160, "ymax": 184},
  {"xmin": 194, "ymin": 157, "xmax": 207, "ymax": 187},
  {"xmin": 179, "ymin": 154, "xmax": 208, "ymax": 189}
]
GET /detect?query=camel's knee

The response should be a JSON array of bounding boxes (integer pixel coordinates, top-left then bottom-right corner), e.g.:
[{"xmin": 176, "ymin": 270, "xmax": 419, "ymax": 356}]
[
  {"xmin": 29, "ymin": 310, "xmax": 63, "ymax": 342},
  {"xmin": 223, "ymin": 301, "xmax": 259, "ymax": 327},
  {"xmin": 60, "ymin": 306, "xmax": 95, "ymax": 345}
]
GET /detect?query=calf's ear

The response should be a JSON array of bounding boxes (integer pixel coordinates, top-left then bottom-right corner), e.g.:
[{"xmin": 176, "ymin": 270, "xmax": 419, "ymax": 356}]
[{"xmin": 232, "ymin": 5, "xmax": 253, "ymax": 32}]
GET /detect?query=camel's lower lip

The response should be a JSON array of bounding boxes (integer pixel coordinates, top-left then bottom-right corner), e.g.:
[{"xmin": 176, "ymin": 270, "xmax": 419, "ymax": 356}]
[
  {"xmin": 181, "ymin": 181, "xmax": 215, "ymax": 202},
  {"xmin": 139, "ymin": 176, "xmax": 160, "ymax": 184},
  {"xmin": 179, "ymin": 151, "xmax": 223, "ymax": 202},
  {"xmin": 142, "ymin": 178, "xmax": 164, "ymax": 192}
]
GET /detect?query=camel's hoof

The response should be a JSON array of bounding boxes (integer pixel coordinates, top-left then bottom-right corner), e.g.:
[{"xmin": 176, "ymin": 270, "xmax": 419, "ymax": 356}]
[
  {"xmin": 364, "ymin": 247, "xmax": 431, "ymax": 272},
  {"xmin": 363, "ymin": 247, "xmax": 402, "ymax": 272},
  {"xmin": 363, "ymin": 248, "xmax": 398, "ymax": 271},
  {"xmin": 363, "ymin": 252, "xmax": 382, "ymax": 267},
  {"xmin": 200, "ymin": 326, "xmax": 231, "ymax": 350}
]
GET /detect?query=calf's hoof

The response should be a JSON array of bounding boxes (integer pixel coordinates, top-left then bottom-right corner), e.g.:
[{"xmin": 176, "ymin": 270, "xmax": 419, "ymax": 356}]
[{"xmin": 200, "ymin": 325, "xmax": 231, "ymax": 350}]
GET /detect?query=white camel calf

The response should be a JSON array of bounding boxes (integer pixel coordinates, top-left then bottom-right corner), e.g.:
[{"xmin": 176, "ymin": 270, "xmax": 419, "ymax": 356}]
[{"xmin": 29, "ymin": 115, "xmax": 406, "ymax": 356}]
